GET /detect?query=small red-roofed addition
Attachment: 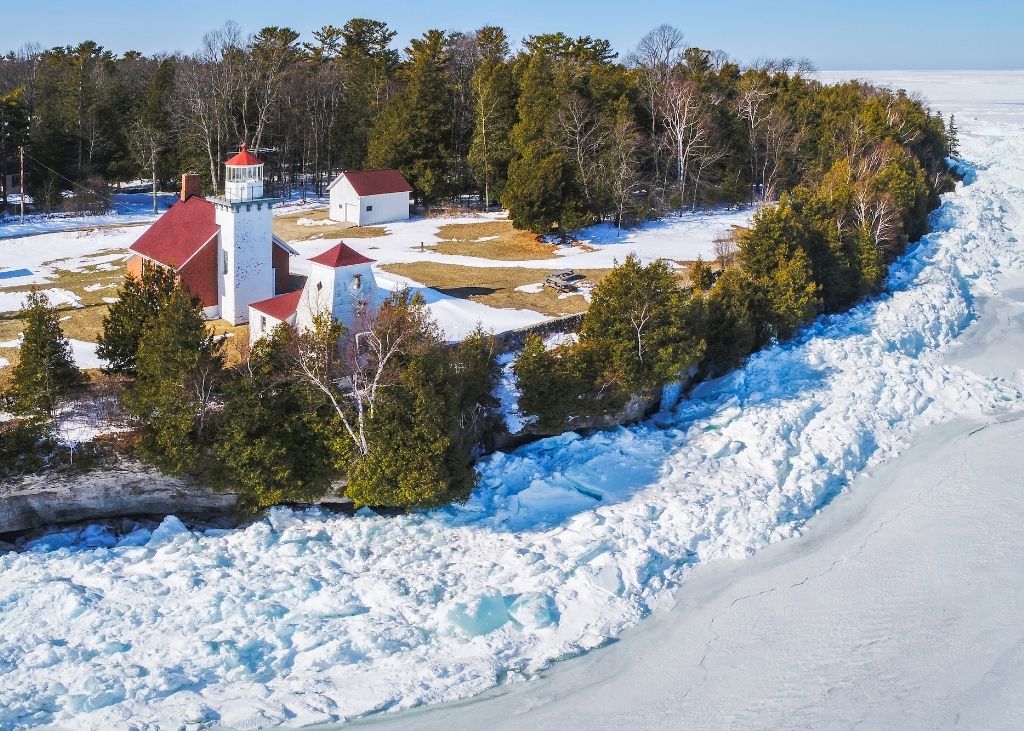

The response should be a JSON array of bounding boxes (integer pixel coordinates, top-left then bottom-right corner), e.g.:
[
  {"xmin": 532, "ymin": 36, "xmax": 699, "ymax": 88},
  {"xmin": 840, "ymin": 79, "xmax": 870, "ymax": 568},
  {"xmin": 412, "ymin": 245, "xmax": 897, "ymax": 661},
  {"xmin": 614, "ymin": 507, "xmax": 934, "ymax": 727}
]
[
  {"xmin": 309, "ymin": 241, "xmax": 375, "ymax": 268},
  {"xmin": 225, "ymin": 141, "xmax": 263, "ymax": 167},
  {"xmin": 249, "ymin": 289, "xmax": 303, "ymax": 321}
]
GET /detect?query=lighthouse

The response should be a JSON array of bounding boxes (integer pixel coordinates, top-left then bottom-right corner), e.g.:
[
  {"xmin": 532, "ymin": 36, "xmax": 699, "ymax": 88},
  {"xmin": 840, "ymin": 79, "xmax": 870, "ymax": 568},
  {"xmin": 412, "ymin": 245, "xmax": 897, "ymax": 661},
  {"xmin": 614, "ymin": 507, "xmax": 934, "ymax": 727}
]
[{"xmin": 213, "ymin": 142, "xmax": 278, "ymax": 325}]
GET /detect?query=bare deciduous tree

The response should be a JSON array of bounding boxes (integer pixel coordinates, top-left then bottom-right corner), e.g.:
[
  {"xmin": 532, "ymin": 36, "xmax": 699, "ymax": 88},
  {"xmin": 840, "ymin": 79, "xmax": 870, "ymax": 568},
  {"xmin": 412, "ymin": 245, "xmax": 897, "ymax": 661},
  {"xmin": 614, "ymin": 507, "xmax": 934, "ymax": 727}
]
[
  {"xmin": 126, "ymin": 121, "xmax": 162, "ymax": 213},
  {"xmin": 556, "ymin": 94, "xmax": 606, "ymax": 206}
]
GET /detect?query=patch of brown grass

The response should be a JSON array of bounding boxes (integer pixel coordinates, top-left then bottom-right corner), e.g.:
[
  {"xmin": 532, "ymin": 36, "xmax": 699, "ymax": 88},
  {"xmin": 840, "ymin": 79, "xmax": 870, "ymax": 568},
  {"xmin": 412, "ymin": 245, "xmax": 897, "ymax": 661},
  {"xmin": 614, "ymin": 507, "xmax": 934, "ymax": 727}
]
[
  {"xmin": 380, "ymin": 262, "xmax": 612, "ymax": 318},
  {"xmin": 431, "ymin": 220, "xmax": 558, "ymax": 261},
  {"xmin": 0, "ymin": 252, "xmax": 128, "ymax": 353},
  {"xmin": 272, "ymin": 208, "xmax": 387, "ymax": 243},
  {"xmin": 206, "ymin": 320, "xmax": 250, "ymax": 367}
]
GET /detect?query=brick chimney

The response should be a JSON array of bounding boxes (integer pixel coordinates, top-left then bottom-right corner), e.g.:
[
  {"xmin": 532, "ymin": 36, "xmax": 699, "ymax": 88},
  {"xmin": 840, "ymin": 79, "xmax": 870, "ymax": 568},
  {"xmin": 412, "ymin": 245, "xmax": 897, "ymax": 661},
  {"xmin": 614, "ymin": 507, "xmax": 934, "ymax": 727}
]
[{"xmin": 180, "ymin": 173, "xmax": 202, "ymax": 202}]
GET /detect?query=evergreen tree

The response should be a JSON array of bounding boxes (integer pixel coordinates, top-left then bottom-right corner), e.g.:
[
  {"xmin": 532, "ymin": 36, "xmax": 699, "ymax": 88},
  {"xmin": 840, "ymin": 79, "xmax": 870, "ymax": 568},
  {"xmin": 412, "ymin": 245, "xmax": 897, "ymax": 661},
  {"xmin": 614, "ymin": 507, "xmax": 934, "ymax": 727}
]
[
  {"xmin": 368, "ymin": 29, "xmax": 454, "ymax": 204},
  {"xmin": 123, "ymin": 286, "xmax": 223, "ymax": 473},
  {"xmin": 689, "ymin": 256, "xmax": 715, "ymax": 290},
  {"xmin": 513, "ymin": 333, "xmax": 594, "ymax": 431},
  {"xmin": 854, "ymin": 223, "xmax": 886, "ymax": 296},
  {"xmin": 7, "ymin": 289, "xmax": 85, "ymax": 417},
  {"xmin": 468, "ymin": 27, "xmax": 518, "ymax": 208},
  {"xmin": 581, "ymin": 254, "xmax": 704, "ymax": 392},
  {"xmin": 347, "ymin": 345, "xmax": 459, "ymax": 508},
  {"xmin": 699, "ymin": 269, "xmax": 757, "ymax": 375},
  {"xmin": 329, "ymin": 18, "xmax": 401, "ymax": 168},
  {"xmin": 0, "ymin": 88, "xmax": 30, "ymax": 210},
  {"xmin": 766, "ymin": 247, "xmax": 821, "ymax": 341},
  {"xmin": 96, "ymin": 265, "xmax": 177, "ymax": 375},
  {"xmin": 738, "ymin": 195, "xmax": 804, "ymax": 280},
  {"xmin": 342, "ymin": 293, "xmax": 486, "ymax": 508},
  {"xmin": 946, "ymin": 114, "xmax": 960, "ymax": 158},
  {"xmin": 502, "ymin": 146, "xmax": 570, "ymax": 233},
  {"xmin": 213, "ymin": 325, "xmax": 336, "ymax": 511}
]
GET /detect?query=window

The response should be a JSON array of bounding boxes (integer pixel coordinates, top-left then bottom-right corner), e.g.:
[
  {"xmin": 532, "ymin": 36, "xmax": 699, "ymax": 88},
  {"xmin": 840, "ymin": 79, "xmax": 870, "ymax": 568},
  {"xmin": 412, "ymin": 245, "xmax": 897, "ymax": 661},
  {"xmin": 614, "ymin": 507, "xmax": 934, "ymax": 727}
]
[
  {"xmin": 352, "ymin": 274, "xmax": 362, "ymax": 290},
  {"xmin": 223, "ymin": 251, "xmax": 228, "ymax": 274},
  {"xmin": 316, "ymin": 281, "xmax": 323, "ymax": 292},
  {"xmin": 366, "ymin": 205, "xmax": 373, "ymax": 212},
  {"xmin": 260, "ymin": 316, "xmax": 267, "ymax": 332}
]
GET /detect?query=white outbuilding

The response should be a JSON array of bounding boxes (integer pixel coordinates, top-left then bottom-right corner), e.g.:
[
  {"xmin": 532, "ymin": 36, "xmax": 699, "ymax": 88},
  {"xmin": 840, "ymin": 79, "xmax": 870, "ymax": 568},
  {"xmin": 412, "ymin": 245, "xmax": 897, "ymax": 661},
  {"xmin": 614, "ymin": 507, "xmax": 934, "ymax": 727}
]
[{"xmin": 327, "ymin": 169, "xmax": 414, "ymax": 226}]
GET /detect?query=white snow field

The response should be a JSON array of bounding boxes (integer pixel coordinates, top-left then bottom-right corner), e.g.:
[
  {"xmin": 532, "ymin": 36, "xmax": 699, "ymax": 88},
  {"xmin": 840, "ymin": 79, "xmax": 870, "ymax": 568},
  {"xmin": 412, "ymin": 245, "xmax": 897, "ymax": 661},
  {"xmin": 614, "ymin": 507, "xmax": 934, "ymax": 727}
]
[{"xmin": 2, "ymin": 72, "xmax": 1024, "ymax": 730}]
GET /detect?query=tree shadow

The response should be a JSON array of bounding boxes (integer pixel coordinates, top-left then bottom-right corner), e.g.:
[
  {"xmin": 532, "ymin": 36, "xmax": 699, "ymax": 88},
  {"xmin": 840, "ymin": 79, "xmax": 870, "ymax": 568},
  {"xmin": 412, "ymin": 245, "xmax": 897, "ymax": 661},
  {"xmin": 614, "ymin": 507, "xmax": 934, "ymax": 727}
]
[{"xmin": 435, "ymin": 286, "xmax": 496, "ymax": 299}]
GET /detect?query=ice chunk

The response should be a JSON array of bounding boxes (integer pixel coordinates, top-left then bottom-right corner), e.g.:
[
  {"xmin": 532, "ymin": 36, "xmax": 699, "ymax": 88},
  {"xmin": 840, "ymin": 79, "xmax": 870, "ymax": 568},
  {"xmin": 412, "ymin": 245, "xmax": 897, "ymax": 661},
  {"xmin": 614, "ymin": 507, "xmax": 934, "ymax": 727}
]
[
  {"xmin": 148, "ymin": 516, "xmax": 190, "ymax": 545},
  {"xmin": 445, "ymin": 588, "xmax": 510, "ymax": 636},
  {"xmin": 509, "ymin": 592, "xmax": 558, "ymax": 629}
]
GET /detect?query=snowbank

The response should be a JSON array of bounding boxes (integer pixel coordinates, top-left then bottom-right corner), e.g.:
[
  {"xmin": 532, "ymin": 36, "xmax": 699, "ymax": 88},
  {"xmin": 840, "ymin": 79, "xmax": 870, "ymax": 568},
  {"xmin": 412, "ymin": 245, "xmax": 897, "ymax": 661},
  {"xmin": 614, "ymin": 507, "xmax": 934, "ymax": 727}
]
[{"xmin": 1, "ymin": 93, "xmax": 1023, "ymax": 730}]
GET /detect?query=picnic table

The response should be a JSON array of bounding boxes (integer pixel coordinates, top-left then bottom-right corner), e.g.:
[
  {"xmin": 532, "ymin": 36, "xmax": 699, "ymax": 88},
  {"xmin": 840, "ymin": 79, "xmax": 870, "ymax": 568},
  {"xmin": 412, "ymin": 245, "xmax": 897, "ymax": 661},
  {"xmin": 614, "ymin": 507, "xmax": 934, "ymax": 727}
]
[{"xmin": 544, "ymin": 269, "xmax": 584, "ymax": 293}]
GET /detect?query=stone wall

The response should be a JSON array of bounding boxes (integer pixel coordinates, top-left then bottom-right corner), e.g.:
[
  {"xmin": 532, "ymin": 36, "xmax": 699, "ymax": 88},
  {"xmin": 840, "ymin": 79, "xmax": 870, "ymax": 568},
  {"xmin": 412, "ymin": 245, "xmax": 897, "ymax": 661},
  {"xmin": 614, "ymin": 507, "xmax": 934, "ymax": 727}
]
[{"xmin": 492, "ymin": 313, "xmax": 585, "ymax": 352}]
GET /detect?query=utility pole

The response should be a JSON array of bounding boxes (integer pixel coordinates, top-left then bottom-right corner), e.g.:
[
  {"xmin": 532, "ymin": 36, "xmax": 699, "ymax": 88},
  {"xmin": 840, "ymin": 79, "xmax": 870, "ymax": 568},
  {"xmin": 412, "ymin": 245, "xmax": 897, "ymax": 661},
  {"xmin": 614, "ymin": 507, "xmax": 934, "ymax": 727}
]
[{"xmin": 19, "ymin": 145, "xmax": 25, "ymax": 224}]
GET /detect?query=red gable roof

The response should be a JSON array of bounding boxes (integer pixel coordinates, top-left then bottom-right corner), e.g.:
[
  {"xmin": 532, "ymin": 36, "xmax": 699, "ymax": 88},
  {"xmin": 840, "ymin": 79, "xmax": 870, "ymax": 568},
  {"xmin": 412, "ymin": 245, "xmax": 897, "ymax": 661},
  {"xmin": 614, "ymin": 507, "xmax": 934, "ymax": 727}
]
[
  {"xmin": 309, "ymin": 241, "xmax": 375, "ymax": 268},
  {"xmin": 226, "ymin": 141, "xmax": 263, "ymax": 167},
  {"xmin": 250, "ymin": 289, "xmax": 302, "ymax": 321},
  {"xmin": 130, "ymin": 196, "xmax": 219, "ymax": 269},
  {"xmin": 338, "ymin": 169, "xmax": 413, "ymax": 196}
]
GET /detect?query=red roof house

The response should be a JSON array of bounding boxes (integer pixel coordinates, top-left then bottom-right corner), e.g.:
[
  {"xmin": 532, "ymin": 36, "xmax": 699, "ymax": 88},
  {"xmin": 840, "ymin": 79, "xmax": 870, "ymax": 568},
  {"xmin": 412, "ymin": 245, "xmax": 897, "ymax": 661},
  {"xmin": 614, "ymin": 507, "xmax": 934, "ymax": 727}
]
[{"xmin": 128, "ymin": 171, "xmax": 297, "ymax": 314}]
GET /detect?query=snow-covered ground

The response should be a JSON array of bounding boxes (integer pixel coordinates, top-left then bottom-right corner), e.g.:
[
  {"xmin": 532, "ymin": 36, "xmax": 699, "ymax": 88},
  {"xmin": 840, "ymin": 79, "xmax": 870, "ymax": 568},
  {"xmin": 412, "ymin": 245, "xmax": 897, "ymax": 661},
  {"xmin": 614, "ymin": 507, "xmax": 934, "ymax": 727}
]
[
  {"xmin": 0, "ymin": 185, "xmax": 744, "ymax": 348},
  {"xmin": 353, "ymin": 70, "xmax": 1024, "ymax": 731},
  {"xmin": 286, "ymin": 207, "xmax": 748, "ymax": 272},
  {"xmin": 0, "ymin": 191, "xmax": 178, "ymax": 239},
  {"xmin": 0, "ymin": 73, "xmax": 1022, "ymax": 730}
]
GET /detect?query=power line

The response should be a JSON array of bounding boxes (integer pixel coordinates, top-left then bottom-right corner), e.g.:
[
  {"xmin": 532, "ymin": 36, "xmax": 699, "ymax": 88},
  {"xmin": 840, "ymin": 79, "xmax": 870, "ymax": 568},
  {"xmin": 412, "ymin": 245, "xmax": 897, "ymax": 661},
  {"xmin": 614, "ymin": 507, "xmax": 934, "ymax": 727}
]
[{"xmin": 21, "ymin": 150, "xmax": 120, "ymax": 208}]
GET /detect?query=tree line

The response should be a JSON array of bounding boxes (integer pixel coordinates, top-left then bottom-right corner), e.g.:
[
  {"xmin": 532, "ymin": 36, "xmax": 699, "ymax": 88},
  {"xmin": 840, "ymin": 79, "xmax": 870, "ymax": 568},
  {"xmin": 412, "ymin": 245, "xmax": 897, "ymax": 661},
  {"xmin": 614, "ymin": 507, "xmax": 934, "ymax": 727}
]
[
  {"xmin": 1, "ymin": 21, "xmax": 956, "ymax": 232},
  {"xmin": 515, "ymin": 77, "xmax": 955, "ymax": 429}
]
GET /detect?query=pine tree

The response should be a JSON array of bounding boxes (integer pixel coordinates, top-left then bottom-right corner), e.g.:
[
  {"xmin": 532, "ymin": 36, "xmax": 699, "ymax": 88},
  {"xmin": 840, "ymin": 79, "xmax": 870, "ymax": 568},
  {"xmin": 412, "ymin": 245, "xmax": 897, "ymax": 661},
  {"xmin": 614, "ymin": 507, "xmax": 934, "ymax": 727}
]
[
  {"xmin": 368, "ymin": 29, "xmax": 454, "ymax": 204},
  {"xmin": 96, "ymin": 265, "xmax": 176, "ymax": 375},
  {"xmin": 7, "ymin": 289, "xmax": 84, "ymax": 417},
  {"xmin": 0, "ymin": 88, "xmax": 30, "ymax": 210},
  {"xmin": 468, "ymin": 27, "xmax": 518, "ymax": 208},
  {"xmin": 123, "ymin": 286, "xmax": 222, "ymax": 473},
  {"xmin": 946, "ymin": 114, "xmax": 960, "ymax": 158}
]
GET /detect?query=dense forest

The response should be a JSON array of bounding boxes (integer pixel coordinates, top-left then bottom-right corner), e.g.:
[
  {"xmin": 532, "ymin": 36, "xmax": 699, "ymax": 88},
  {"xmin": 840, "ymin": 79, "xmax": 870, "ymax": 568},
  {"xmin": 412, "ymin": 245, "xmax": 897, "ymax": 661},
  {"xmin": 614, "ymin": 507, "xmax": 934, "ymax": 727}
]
[{"xmin": 1, "ymin": 20, "xmax": 954, "ymax": 233}]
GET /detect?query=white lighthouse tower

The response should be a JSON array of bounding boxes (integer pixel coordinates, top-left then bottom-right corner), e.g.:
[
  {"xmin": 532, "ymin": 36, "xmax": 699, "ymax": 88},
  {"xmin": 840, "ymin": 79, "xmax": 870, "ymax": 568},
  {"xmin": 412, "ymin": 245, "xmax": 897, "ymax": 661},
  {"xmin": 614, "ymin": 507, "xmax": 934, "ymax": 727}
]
[{"xmin": 213, "ymin": 142, "xmax": 277, "ymax": 324}]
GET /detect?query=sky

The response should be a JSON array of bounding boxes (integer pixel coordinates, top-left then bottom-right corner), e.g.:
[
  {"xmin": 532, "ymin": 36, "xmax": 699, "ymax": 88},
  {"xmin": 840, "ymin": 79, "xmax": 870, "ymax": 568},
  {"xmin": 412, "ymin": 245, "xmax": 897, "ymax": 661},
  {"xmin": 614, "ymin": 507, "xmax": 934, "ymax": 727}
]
[{"xmin": 2, "ymin": 0, "xmax": 1022, "ymax": 70}]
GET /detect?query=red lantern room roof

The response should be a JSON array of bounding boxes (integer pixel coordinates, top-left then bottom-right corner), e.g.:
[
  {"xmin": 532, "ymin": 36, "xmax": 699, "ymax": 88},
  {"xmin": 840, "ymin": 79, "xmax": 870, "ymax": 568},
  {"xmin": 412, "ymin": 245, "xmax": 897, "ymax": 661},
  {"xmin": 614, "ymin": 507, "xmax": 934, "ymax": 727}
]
[{"xmin": 225, "ymin": 141, "xmax": 263, "ymax": 167}]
